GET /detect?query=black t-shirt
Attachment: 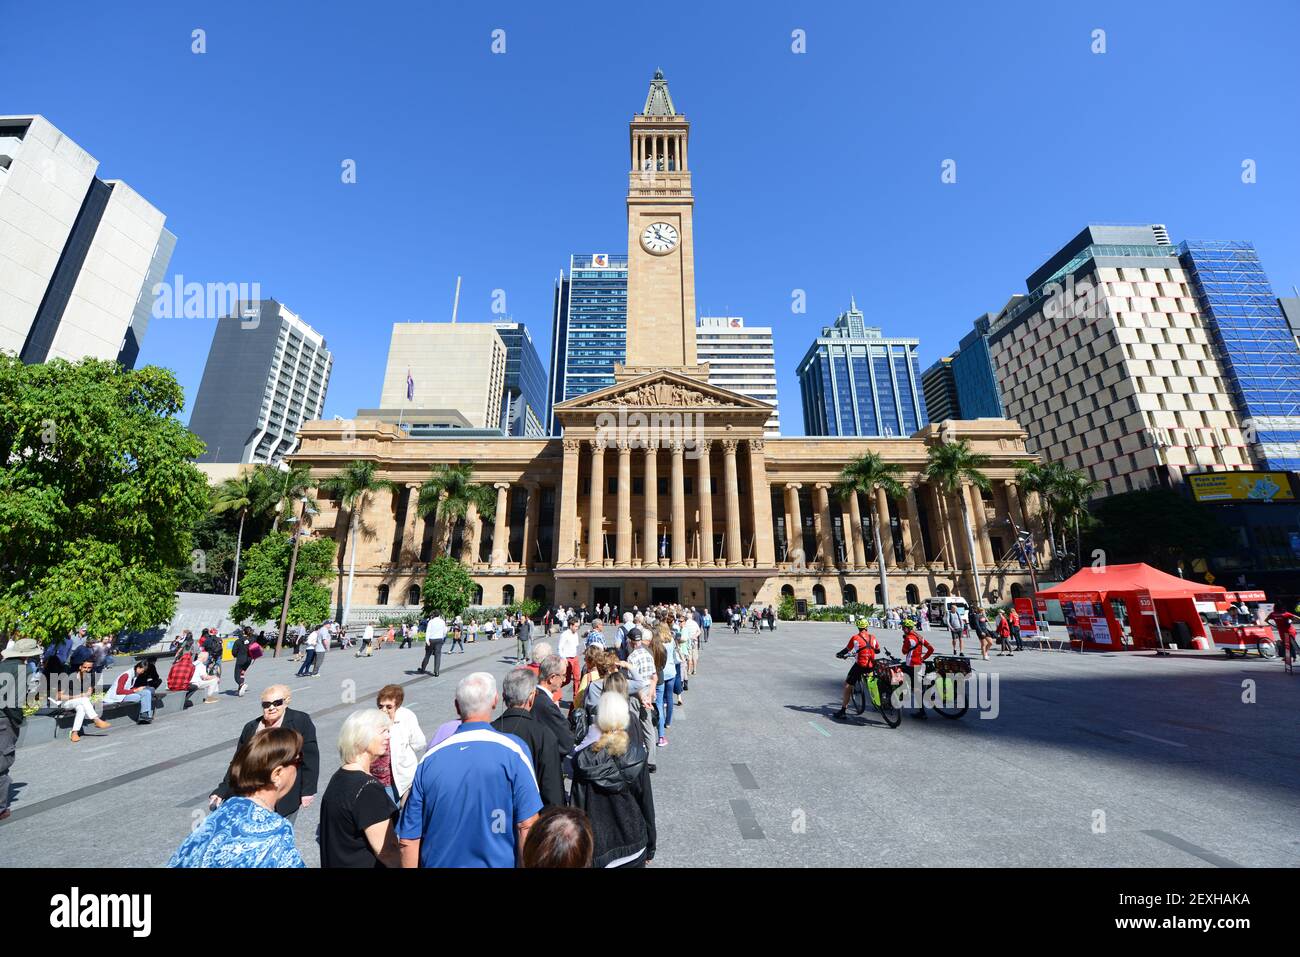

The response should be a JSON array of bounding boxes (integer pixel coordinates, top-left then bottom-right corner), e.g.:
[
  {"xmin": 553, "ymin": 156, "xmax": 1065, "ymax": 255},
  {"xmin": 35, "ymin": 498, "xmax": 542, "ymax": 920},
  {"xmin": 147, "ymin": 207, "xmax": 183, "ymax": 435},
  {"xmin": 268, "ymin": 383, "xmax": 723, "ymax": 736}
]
[{"xmin": 319, "ymin": 769, "xmax": 396, "ymax": 868}]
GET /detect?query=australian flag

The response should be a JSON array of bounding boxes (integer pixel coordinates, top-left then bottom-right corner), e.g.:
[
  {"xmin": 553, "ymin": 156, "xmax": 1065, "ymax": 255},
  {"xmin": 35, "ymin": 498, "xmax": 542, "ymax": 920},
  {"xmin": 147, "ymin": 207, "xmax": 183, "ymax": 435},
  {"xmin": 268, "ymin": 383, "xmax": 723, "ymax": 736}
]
[{"xmin": 406, "ymin": 368, "xmax": 414, "ymax": 401}]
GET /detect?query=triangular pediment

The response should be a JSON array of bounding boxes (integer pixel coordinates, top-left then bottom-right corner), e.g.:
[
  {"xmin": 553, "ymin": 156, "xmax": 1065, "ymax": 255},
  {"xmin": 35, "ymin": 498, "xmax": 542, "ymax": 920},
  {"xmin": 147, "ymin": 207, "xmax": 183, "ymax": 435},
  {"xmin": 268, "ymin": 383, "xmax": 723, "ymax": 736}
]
[{"xmin": 554, "ymin": 368, "xmax": 771, "ymax": 413}]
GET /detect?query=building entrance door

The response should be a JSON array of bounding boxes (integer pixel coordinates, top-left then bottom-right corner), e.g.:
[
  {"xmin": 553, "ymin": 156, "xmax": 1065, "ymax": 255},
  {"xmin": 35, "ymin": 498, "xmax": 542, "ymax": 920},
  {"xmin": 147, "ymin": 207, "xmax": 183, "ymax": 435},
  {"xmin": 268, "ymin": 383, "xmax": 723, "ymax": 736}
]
[
  {"xmin": 708, "ymin": 586, "xmax": 737, "ymax": 620},
  {"xmin": 592, "ymin": 586, "xmax": 622, "ymax": 611},
  {"xmin": 650, "ymin": 585, "xmax": 679, "ymax": 606}
]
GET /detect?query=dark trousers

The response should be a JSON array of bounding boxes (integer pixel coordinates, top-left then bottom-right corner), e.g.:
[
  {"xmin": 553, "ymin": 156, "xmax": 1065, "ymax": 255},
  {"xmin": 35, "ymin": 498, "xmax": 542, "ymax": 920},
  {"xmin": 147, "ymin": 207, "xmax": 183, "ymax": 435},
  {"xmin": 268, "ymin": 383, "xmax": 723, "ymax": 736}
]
[
  {"xmin": 0, "ymin": 717, "xmax": 16, "ymax": 813},
  {"xmin": 420, "ymin": 640, "xmax": 445, "ymax": 674},
  {"xmin": 295, "ymin": 649, "xmax": 316, "ymax": 676},
  {"xmin": 234, "ymin": 660, "xmax": 251, "ymax": 686},
  {"xmin": 400, "ymin": 635, "xmax": 412, "ymax": 649},
  {"xmin": 450, "ymin": 636, "xmax": 465, "ymax": 653}
]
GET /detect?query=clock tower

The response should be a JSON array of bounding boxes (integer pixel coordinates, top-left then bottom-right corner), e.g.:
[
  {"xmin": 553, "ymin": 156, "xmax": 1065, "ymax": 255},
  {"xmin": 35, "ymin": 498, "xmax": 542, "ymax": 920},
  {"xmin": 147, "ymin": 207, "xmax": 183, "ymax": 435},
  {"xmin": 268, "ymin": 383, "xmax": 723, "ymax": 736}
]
[{"xmin": 623, "ymin": 70, "xmax": 700, "ymax": 372}]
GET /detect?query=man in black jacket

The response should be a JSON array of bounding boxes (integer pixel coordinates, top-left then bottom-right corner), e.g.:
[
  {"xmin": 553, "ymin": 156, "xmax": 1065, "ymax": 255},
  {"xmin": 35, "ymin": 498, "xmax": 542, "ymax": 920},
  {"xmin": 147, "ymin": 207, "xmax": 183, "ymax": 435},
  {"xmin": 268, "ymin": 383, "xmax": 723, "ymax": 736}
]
[
  {"xmin": 493, "ymin": 668, "xmax": 565, "ymax": 807},
  {"xmin": 530, "ymin": 655, "xmax": 575, "ymax": 770},
  {"xmin": 209, "ymin": 684, "xmax": 319, "ymax": 820}
]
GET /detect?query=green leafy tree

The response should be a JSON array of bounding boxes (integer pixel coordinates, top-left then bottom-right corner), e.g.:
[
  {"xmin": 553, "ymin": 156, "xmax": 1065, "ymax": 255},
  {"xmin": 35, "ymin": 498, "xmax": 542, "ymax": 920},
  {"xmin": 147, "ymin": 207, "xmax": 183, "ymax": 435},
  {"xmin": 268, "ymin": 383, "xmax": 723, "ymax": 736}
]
[
  {"xmin": 417, "ymin": 462, "xmax": 497, "ymax": 557},
  {"xmin": 421, "ymin": 555, "xmax": 477, "ymax": 619},
  {"xmin": 835, "ymin": 452, "xmax": 905, "ymax": 608},
  {"xmin": 318, "ymin": 460, "xmax": 395, "ymax": 624},
  {"xmin": 1083, "ymin": 488, "xmax": 1231, "ymax": 575},
  {"xmin": 0, "ymin": 356, "xmax": 209, "ymax": 643},
  {"xmin": 175, "ymin": 511, "xmax": 238, "ymax": 594},
  {"xmin": 924, "ymin": 439, "xmax": 991, "ymax": 603},
  {"xmin": 229, "ymin": 532, "xmax": 337, "ymax": 627}
]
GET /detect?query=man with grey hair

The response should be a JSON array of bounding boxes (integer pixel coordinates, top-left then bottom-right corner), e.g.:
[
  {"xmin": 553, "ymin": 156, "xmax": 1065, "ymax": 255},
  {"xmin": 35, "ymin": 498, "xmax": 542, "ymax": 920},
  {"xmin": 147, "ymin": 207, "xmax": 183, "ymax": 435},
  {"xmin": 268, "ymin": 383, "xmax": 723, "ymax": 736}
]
[
  {"xmin": 397, "ymin": 672, "xmax": 541, "ymax": 867},
  {"xmin": 492, "ymin": 668, "xmax": 563, "ymax": 807},
  {"xmin": 530, "ymin": 655, "xmax": 574, "ymax": 769}
]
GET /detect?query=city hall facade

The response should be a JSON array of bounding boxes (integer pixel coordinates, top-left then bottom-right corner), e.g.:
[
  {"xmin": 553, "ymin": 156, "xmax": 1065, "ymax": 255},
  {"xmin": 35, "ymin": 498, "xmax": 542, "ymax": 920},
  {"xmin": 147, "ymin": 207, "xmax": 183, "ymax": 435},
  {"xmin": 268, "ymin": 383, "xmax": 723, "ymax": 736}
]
[{"xmin": 291, "ymin": 73, "xmax": 1040, "ymax": 619}]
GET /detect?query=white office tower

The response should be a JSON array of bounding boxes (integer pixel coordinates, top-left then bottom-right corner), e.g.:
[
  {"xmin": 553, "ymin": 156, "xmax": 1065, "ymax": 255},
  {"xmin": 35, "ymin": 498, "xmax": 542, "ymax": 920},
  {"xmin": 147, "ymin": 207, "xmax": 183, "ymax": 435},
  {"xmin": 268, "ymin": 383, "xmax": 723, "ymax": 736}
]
[
  {"xmin": 696, "ymin": 316, "xmax": 780, "ymax": 435},
  {"xmin": 0, "ymin": 115, "xmax": 175, "ymax": 367},
  {"xmin": 189, "ymin": 300, "xmax": 333, "ymax": 465}
]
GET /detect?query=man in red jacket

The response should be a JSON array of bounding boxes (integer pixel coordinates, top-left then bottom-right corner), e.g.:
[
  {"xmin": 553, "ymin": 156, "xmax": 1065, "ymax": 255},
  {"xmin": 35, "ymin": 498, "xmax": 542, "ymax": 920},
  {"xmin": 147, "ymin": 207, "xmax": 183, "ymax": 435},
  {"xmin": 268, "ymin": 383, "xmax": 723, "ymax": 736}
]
[{"xmin": 900, "ymin": 620, "xmax": 935, "ymax": 719}]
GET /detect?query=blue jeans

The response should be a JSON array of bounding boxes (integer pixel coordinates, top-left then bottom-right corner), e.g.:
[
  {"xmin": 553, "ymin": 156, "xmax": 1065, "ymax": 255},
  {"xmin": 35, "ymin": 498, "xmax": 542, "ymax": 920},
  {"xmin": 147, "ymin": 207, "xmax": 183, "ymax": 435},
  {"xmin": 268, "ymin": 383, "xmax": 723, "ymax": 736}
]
[
  {"xmin": 656, "ymin": 673, "xmax": 676, "ymax": 736},
  {"xmin": 121, "ymin": 687, "xmax": 154, "ymax": 718},
  {"xmin": 296, "ymin": 650, "xmax": 316, "ymax": 676}
]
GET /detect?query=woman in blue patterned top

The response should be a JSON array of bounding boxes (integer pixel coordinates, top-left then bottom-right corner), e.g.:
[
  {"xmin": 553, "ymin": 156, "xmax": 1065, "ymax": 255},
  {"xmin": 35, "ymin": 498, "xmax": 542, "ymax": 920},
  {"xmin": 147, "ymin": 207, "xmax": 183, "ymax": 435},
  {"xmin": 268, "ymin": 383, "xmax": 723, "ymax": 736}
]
[{"xmin": 169, "ymin": 727, "xmax": 306, "ymax": 868}]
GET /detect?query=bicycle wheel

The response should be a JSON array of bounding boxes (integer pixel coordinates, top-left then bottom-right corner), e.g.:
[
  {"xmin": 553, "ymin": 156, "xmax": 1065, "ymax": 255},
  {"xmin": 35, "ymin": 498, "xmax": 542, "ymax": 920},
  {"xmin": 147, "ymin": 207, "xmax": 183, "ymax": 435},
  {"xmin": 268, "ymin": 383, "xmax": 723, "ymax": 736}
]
[
  {"xmin": 876, "ymin": 680, "xmax": 902, "ymax": 728},
  {"xmin": 931, "ymin": 673, "xmax": 969, "ymax": 719},
  {"xmin": 850, "ymin": 680, "xmax": 867, "ymax": 715},
  {"xmin": 1258, "ymin": 637, "xmax": 1278, "ymax": 659}
]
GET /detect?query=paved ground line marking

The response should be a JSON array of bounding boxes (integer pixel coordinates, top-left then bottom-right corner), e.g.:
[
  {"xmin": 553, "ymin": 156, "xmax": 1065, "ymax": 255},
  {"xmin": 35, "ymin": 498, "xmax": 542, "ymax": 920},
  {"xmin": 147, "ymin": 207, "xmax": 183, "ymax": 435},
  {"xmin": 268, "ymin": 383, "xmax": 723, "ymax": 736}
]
[
  {"xmin": 1122, "ymin": 729, "xmax": 1187, "ymax": 748},
  {"xmin": 729, "ymin": 799, "xmax": 765, "ymax": 839},
  {"xmin": 808, "ymin": 721, "xmax": 831, "ymax": 737},
  {"xmin": 1141, "ymin": 830, "xmax": 1242, "ymax": 868},
  {"xmin": 731, "ymin": 763, "xmax": 759, "ymax": 790},
  {"xmin": 1072, "ymin": 725, "xmax": 1129, "ymax": 745},
  {"xmin": 1160, "ymin": 719, "xmax": 1225, "ymax": 735}
]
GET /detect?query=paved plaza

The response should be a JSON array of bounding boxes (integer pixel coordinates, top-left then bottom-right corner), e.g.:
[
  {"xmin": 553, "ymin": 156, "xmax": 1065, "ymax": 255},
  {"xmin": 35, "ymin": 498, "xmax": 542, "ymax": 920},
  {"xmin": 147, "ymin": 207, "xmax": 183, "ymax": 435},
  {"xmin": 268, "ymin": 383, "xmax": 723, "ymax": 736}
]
[{"xmin": 1, "ymin": 622, "xmax": 1297, "ymax": 868}]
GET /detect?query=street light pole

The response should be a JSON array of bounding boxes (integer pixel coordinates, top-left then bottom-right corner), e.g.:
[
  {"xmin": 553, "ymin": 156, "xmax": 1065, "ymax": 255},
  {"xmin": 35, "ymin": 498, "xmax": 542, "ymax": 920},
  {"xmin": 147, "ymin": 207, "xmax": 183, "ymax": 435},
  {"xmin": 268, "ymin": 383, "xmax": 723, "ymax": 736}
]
[{"xmin": 275, "ymin": 497, "xmax": 310, "ymax": 658}]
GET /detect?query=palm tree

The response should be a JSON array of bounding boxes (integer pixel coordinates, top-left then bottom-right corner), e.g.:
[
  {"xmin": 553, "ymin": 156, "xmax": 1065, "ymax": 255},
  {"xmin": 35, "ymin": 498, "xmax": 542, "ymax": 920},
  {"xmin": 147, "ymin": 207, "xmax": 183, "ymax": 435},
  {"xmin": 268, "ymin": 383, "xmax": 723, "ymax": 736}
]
[
  {"xmin": 417, "ymin": 463, "xmax": 497, "ymax": 559},
  {"xmin": 317, "ymin": 461, "xmax": 396, "ymax": 624},
  {"xmin": 251, "ymin": 464, "xmax": 317, "ymax": 532},
  {"xmin": 1015, "ymin": 460, "xmax": 1066, "ymax": 577},
  {"xmin": 1049, "ymin": 468, "xmax": 1101, "ymax": 575},
  {"xmin": 211, "ymin": 475, "xmax": 258, "ymax": 596},
  {"xmin": 924, "ymin": 439, "xmax": 991, "ymax": 605},
  {"xmin": 835, "ymin": 452, "xmax": 906, "ymax": 609}
]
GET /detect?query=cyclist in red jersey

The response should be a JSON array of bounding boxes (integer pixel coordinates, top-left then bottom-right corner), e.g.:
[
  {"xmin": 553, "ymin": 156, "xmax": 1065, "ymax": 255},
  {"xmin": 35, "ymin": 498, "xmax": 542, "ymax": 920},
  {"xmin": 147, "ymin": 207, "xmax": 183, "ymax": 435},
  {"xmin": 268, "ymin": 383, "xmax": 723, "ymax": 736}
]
[
  {"xmin": 833, "ymin": 618, "xmax": 880, "ymax": 720},
  {"xmin": 899, "ymin": 619, "xmax": 935, "ymax": 719}
]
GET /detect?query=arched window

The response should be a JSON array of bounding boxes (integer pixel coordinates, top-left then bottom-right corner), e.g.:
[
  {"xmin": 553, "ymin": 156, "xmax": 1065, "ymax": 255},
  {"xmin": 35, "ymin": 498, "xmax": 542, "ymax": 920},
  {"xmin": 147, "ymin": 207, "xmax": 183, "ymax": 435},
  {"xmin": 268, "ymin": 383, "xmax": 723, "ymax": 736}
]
[
  {"xmin": 812, "ymin": 584, "xmax": 826, "ymax": 605},
  {"xmin": 875, "ymin": 584, "xmax": 884, "ymax": 605},
  {"xmin": 376, "ymin": 584, "xmax": 389, "ymax": 606},
  {"xmin": 905, "ymin": 584, "xmax": 920, "ymax": 604},
  {"xmin": 843, "ymin": 584, "xmax": 858, "ymax": 604},
  {"xmin": 532, "ymin": 584, "xmax": 547, "ymax": 605},
  {"xmin": 502, "ymin": 584, "xmax": 515, "ymax": 606},
  {"xmin": 781, "ymin": 584, "xmax": 795, "ymax": 598},
  {"xmin": 936, "ymin": 583, "xmax": 950, "ymax": 597},
  {"xmin": 406, "ymin": 584, "xmax": 420, "ymax": 606},
  {"xmin": 473, "ymin": 585, "xmax": 484, "ymax": 605},
  {"xmin": 1010, "ymin": 582, "xmax": 1025, "ymax": 600}
]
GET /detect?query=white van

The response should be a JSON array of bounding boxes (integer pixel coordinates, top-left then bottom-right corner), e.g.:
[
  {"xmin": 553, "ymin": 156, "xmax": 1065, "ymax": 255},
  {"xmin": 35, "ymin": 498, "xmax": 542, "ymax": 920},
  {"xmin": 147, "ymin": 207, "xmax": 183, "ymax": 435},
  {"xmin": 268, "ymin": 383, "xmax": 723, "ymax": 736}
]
[{"xmin": 924, "ymin": 596, "xmax": 969, "ymax": 626}]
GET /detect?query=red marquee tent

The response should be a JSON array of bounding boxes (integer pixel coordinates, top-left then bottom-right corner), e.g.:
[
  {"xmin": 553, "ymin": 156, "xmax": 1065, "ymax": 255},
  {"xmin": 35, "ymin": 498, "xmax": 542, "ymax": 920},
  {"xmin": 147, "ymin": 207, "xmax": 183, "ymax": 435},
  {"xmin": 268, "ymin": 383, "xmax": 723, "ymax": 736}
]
[{"xmin": 1037, "ymin": 563, "xmax": 1226, "ymax": 650}]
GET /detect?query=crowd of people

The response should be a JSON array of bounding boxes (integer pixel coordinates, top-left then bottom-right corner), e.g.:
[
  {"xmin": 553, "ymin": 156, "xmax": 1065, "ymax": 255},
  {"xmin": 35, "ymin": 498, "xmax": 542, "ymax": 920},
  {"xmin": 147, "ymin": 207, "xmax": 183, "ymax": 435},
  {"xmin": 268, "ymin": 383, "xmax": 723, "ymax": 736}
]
[{"xmin": 165, "ymin": 602, "xmax": 712, "ymax": 868}]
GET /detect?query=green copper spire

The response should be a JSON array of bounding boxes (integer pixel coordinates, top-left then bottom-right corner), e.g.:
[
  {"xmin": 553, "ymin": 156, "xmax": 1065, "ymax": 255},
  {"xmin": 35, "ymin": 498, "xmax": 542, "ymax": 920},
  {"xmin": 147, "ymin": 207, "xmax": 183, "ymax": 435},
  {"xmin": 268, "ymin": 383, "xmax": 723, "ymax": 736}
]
[{"xmin": 642, "ymin": 69, "xmax": 677, "ymax": 116}]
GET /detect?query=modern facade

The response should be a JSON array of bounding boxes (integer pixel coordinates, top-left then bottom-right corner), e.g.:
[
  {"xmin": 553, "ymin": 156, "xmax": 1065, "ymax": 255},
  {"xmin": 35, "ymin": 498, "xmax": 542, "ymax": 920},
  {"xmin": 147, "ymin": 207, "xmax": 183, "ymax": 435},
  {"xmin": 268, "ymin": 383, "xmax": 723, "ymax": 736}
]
[
  {"xmin": 378, "ymin": 323, "xmax": 508, "ymax": 432},
  {"xmin": 190, "ymin": 300, "xmax": 332, "ymax": 465},
  {"xmin": 1179, "ymin": 241, "xmax": 1300, "ymax": 471},
  {"xmin": 696, "ymin": 316, "xmax": 780, "ymax": 435},
  {"xmin": 920, "ymin": 357, "xmax": 958, "ymax": 423},
  {"xmin": 492, "ymin": 321, "xmax": 547, "ymax": 438},
  {"xmin": 547, "ymin": 254, "xmax": 628, "ymax": 435},
  {"xmin": 797, "ymin": 300, "xmax": 927, "ymax": 437},
  {"xmin": 951, "ymin": 309, "xmax": 1009, "ymax": 419},
  {"xmin": 0, "ymin": 115, "xmax": 175, "ymax": 367},
  {"xmin": 294, "ymin": 72, "xmax": 1036, "ymax": 622},
  {"xmin": 985, "ymin": 224, "xmax": 1255, "ymax": 497}
]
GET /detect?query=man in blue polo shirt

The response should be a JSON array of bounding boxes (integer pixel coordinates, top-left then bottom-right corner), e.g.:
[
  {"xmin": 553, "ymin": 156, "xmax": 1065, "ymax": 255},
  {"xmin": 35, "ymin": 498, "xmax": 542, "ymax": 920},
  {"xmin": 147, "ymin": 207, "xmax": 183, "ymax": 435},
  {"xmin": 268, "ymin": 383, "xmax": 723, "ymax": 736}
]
[{"xmin": 398, "ymin": 671, "xmax": 541, "ymax": 867}]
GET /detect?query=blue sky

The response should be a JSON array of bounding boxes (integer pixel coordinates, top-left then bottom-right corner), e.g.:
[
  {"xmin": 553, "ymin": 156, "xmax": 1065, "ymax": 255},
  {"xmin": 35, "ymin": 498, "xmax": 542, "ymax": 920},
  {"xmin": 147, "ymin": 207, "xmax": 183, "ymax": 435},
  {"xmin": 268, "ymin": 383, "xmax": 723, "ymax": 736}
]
[{"xmin": 6, "ymin": 0, "xmax": 1299, "ymax": 435}]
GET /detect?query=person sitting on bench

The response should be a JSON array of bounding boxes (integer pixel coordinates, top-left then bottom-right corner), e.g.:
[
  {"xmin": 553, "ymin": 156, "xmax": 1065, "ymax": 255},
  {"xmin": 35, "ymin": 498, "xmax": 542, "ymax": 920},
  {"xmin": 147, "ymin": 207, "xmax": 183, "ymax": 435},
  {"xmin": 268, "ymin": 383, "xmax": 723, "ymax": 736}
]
[
  {"xmin": 191, "ymin": 651, "xmax": 221, "ymax": 704},
  {"xmin": 104, "ymin": 660, "xmax": 157, "ymax": 724},
  {"xmin": 53, "ymin": 653, "xmax": 110, "ymax": 742}
]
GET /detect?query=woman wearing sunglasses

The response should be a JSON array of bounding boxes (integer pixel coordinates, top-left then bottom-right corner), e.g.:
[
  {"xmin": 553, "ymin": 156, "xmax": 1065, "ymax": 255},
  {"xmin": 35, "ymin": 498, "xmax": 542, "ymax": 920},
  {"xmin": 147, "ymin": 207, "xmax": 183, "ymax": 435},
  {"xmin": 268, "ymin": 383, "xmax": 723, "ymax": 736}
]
[{"xmin": 170, "ymin": 728, "xmax": 306, "ymax": 867}]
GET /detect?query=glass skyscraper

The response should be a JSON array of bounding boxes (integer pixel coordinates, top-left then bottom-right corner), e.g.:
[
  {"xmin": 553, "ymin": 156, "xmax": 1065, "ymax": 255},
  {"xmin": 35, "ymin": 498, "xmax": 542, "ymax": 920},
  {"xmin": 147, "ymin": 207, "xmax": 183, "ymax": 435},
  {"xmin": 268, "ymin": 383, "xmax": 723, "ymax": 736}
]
[
  {"xmin": 1179, "ymin": 241, "xmax": 1300, "ymax": 471},
  {"xmin": 547, "ymin": 253, "xmax": 628, "ymax": 435},
  {"xmin": 797, "ymin": 300, "xmax": 927, "ymax": 437},
  {"xmin": 950, "ymin": 313, "xmax": 1006, "ymax": 419},
  {"xmin": 492, "ymin": 321, "xmax": 547, "ymax": 437}
]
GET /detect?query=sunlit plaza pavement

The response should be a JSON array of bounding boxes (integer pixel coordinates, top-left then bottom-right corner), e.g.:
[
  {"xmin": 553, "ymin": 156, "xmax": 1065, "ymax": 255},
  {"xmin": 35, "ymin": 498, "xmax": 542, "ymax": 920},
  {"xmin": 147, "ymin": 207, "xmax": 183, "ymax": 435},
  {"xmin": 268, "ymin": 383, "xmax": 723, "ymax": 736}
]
[{"xmin": 1, "ymin": 622, "xmax": 1296, "ymax": 868}]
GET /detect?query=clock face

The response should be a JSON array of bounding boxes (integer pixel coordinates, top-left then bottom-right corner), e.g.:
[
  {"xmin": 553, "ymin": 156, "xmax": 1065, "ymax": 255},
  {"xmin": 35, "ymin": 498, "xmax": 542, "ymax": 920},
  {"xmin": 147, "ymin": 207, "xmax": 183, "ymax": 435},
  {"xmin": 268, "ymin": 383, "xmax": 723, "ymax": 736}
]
[{"xmin": 641, "ymin": 221, "xmax": 679, "ymax": 254}]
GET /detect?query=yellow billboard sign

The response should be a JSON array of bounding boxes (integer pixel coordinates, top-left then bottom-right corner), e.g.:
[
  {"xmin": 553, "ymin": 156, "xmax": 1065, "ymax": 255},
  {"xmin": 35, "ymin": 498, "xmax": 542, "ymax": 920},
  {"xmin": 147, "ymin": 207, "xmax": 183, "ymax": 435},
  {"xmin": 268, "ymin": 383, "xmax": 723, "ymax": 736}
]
[{"xmin": 1189, "ymin": 471, "xmax": 1295, "ymax": 503}]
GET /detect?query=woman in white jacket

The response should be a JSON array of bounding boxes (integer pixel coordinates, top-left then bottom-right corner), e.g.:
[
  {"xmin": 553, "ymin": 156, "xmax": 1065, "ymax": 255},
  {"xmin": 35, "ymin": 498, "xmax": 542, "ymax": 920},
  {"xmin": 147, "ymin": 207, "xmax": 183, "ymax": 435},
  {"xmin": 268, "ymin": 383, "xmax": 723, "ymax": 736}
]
[{"xmin": 375, "ymin": 684, "xmax": 426, "ymax": 802}]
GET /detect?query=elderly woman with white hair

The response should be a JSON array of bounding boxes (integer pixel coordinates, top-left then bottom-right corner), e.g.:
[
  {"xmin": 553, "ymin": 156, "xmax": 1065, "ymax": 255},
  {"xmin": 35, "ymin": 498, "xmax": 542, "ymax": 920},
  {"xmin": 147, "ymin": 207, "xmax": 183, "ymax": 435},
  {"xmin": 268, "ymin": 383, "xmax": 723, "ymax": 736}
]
[
  {"xmin": 318, "ymin": 709, "xmax": 401, "ymax": 868},
  {"xmin": 570, "ymin": 692, "xmax": 657, "ymax": 868}
]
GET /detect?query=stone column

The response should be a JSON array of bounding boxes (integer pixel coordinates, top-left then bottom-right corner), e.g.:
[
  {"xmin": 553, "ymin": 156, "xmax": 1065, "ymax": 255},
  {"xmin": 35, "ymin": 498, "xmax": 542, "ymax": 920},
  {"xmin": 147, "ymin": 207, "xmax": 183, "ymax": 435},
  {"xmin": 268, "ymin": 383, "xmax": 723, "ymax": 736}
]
[
  {"xmin": 902, "ymin": 482, "xmax": 923, "ymax": 566},
  {"xmin": 946, "ymin": 490, "xmax": 970, "ymax": 569},
  {"xmin": 670, "ymin": 441, "xmax": 687, "ymax": 566},
  {"xmin": 616, "ymin": 442, "xmax": 632, "ymax": 566},
  {"xmin": 400, "ymin": 483, "xmax": 422, "ymax": 562},
  {"xmin": 462, "ymin": 502, "xmax": 481, "ymax": 565},
  {"xmin": 876, "ymin": 487, "xmax": 898, "ymax": 569},
  {"xmin": 814, "ymin": 483, "xmax": 834, "ymax": 570},
  {"xmin": 696, "ymin": 439, "xmax": 714, "ymax": 566},
  {"xmin": 1004, "ymin": 479, "xmax": 1028, "ymax": 534},
  {"xmin": 747, "ymin": 439, "xmax": 776, "ymax": 566},
  {"xmin": 521, "ymin": 482, "xmax": 540, "ymax": 568},
  {"xmin": 967, "ymin": 482, "xmax": 994, "ymax": 567},
  {"xmin": 722, "ymin": 440, "xmax": 743, "ymax": 566},
  {"xmin": 786, "ymin": 483, "xmax": 804, "ymax": 566},
  {"xmin": 490, "ymin": 483, "xmax": 510, "ymax": 568},
  {"xmin": 557, "ymin": 439, "xmax": 581, "ymax": 567},
  {"xmin": 846, "ymin": 490, "xmax": 867, "ymax": 568},
  {"xmin": 643, "ymin": 445, "xmax": 659, "ymax": 566},
  {"xmin": 588, "ymin": 440, "xmax": 605, "ymax": 566}
]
